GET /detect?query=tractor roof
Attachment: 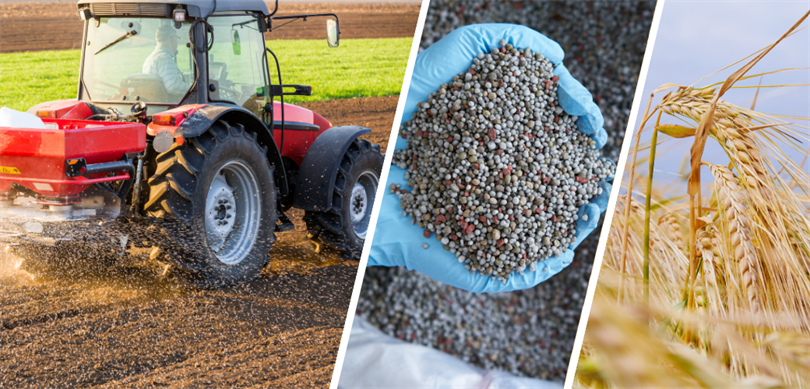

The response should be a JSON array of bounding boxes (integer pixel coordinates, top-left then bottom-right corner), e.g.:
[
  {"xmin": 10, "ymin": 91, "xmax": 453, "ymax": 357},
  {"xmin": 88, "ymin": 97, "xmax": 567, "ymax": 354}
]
[{"xmin": 77, "ymin": 0, "xmax": 270, "ymax": 18}]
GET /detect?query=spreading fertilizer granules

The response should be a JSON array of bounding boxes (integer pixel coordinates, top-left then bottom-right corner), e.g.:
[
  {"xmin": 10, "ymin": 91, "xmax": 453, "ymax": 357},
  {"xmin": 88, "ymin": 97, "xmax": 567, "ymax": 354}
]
[{"xmin": 393, "ymin": 42, "xmax": 613, "ymax": 281}]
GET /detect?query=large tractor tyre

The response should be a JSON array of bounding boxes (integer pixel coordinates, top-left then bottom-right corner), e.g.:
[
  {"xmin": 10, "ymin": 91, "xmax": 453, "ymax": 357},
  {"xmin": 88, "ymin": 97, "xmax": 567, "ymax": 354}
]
[
  {"xmin": 304, "ymin": 138, "xmax": 383, "ymax": 260},
  {"xmin": 144, "ymin": 120, "xmax": 277, "ymax": 288}
]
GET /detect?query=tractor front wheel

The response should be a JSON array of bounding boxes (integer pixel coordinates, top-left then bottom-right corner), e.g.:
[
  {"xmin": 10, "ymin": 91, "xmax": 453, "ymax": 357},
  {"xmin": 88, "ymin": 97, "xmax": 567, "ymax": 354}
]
[
  {"xmin": 304, "ymin": 138, "xmax": 383, "ymax": 260},
  {"xmin": 145, "ymin": 120, "xmax": 277, "ymax": 287}
]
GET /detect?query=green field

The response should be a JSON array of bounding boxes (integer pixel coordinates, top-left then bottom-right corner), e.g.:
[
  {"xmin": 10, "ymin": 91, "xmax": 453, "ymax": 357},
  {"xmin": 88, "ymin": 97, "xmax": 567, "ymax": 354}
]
[{"xmin": 0, "ymin": 38, "xmax": 410, "ymax": 111}]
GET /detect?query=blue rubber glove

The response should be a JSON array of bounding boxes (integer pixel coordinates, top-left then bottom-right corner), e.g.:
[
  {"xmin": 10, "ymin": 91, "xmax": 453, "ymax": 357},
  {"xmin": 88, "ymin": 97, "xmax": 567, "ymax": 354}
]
[{"xmin": 369, "ymin": 24, "xmax": 612, "ymax": 293}]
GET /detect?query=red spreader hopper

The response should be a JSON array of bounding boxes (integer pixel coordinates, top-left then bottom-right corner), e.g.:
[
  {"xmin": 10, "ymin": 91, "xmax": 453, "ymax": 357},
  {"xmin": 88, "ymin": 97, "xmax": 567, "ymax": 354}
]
[{"xmin": 0, "ymin": 119, "xmax": 145, "ymax": 221}]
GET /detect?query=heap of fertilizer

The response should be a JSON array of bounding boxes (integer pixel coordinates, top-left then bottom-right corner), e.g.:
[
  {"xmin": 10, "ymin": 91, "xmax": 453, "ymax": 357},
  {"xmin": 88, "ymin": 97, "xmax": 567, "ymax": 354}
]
[
  {"xmin": 358, "ymin": 266, "xmax": 583, "ymax": 379},
  {"xmin": 393, "ymin": 41, "xmax": 614, "ymax": 282}
]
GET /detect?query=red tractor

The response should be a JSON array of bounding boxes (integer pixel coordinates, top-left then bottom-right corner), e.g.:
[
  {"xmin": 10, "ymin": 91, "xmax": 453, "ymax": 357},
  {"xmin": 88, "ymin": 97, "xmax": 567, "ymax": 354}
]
[{"xmin": 0, "ymin": 0, "xmax": 383, "ymax": 287}]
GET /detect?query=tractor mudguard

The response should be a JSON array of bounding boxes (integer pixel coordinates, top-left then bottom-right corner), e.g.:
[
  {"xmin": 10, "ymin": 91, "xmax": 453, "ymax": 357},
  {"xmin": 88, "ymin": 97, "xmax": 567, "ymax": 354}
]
[
  {"xmin": 26, "ymin": 99, "xmax": 108, "ymax": 119},
  {"xmin": 27, "ymin": 99, "xmax": 80, "ymax": 116},
  {"xmin": 171, "ymin": 104, "xmax": 289, "ymax": 196},
  {"xmin": 293, "ymin": 125, "xmax": 371, "ymax": 211}
]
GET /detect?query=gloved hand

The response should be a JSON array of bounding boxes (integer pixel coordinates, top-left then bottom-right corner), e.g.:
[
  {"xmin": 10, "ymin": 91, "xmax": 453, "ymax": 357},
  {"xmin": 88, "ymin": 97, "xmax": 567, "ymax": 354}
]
[{"xmin": 368, "ymin": 24, "xmax": 612, "ymax": 293}]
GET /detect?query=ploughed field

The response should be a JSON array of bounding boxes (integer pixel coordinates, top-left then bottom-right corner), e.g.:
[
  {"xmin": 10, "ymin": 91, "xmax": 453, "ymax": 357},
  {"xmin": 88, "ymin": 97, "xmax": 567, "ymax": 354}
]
[
  {"xmin": 0, "ymin": 96, "xmax": 397, "ymax": 388},
  {"xmin": 0, "ymin": 2, "xmax": 421, "ymax": 53}
]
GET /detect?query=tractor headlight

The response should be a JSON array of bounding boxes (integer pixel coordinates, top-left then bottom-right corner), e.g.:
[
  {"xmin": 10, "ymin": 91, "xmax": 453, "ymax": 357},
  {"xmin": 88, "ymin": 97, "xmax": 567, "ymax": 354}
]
[
  {"xmin": 173, "ymin": 8, "xmax": 186, "ymax": 23},
  {"xmin": 78, "ymin": 8, "xmax": 92, "ymax": 21}
]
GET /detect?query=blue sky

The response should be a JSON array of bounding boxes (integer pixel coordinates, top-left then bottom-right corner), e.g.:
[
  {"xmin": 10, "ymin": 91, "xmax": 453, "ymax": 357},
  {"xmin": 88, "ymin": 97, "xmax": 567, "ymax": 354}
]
[{"xmin": 632, "ymin": 0, "xmax": 810, "ymax": 192}]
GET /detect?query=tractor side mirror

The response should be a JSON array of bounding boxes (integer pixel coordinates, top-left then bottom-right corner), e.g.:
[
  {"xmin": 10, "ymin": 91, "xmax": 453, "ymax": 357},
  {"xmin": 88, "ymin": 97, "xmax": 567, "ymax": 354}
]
[
  {"xmin": 232, "ymin": 30, "xmax": 241, "ymax": 55},
  {"xmin": 326, "ymin": 19, "xmax": 339, "ymax": 48}
]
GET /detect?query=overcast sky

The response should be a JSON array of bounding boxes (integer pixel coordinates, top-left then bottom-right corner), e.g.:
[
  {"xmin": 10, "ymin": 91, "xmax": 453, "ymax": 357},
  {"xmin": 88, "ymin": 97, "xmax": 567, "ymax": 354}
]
[{"xmin": 632, "ymin": 0, "xmax": 810, "ymax": 191}]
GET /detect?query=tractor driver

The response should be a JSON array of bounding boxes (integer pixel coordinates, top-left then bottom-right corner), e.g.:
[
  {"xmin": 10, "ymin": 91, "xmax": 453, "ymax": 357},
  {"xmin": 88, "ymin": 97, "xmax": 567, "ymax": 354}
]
[{"xmin": 143, "ymin": 25, "xmax": 192, "ymax": 99}]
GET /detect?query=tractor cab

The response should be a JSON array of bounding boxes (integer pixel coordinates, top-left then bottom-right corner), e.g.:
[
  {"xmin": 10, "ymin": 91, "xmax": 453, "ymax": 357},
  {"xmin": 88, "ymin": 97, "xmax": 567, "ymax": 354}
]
[{"xmin": 72, "ymin": 0, "xmax": 339, "ymax": 121}]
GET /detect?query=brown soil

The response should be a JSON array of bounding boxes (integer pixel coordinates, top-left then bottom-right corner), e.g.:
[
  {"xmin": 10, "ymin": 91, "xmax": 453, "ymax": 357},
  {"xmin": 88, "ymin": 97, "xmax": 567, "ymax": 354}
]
[
  {"xmin": 0, "ymin": 261, "xmax": 350, "ymax": 388},
  {"xmin": 0, "ymin": 2, "xmax": 420, "ymax": 53},
  {"xmin": 0, "ymin": 95, "xmax": 398, "ymax": 388}
]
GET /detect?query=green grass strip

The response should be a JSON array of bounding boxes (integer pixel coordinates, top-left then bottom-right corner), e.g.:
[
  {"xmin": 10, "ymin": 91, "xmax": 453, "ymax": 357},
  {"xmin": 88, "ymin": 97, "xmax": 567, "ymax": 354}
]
[
  {"xmin": 0, "ymin": 38, "xmax": 410, "ymax": 111},
  {"xmin": 0, "ymin": 50, "xmax": 80, "ymax": 112}
]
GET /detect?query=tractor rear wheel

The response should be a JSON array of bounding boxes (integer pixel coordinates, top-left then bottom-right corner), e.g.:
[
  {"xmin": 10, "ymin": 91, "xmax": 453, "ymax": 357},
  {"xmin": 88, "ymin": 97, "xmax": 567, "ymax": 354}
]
[
  {"xmin": 304, "ymin": 139, "xmax": 383, "ymax": 260},
  {"xmin": 144, "ymin": 120, "xmax": 277, "ymax": 287}
]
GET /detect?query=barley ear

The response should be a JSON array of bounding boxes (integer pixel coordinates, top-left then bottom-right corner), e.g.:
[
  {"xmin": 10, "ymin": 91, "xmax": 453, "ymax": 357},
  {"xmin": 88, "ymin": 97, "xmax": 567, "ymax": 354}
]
[{"xmin": 709, "ymin": 163, "xmax": 761, "ymax": 312}]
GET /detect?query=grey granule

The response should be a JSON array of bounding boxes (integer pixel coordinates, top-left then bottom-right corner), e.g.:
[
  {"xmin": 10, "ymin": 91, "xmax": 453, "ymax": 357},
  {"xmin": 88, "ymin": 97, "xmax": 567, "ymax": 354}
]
[{"xmin": 358, "ymin": 1, "xmax": 654, "ymax": 382}]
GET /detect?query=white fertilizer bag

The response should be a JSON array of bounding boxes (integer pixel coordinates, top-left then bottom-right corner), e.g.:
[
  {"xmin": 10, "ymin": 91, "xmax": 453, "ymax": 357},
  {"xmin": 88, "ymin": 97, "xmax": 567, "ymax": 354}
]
[
  {"xmin": 0, "ymin": 107, "xmax": 46, "ymax": 129},
  {"xmin": 339, "ymin": 317, "xmax": 562, "ymax": 389}
]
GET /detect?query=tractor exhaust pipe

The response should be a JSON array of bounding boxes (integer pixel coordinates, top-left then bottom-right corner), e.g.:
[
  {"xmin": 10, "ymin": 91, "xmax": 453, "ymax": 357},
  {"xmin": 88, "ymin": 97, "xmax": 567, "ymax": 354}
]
[{"xmin": 268, "ymin": 0, "xmax": 279, "ymax": 16}]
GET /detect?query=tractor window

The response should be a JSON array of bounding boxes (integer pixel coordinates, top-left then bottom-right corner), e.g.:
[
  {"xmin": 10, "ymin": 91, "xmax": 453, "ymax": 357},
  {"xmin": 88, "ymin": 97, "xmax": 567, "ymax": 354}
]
[
  {"xmin": 206, "ymin": 15, "xmax": 267, "ymax": 110},
  {"xmin": 82, "ymin": 18, "xmax": 194, "ymax": 104}
]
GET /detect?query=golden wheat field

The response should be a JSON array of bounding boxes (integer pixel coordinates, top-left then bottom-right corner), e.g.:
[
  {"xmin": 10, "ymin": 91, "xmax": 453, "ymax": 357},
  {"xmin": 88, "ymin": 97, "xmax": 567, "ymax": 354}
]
[{"xmin": 575, "ymin": 9, "xmax": 810, "ymax": 389}]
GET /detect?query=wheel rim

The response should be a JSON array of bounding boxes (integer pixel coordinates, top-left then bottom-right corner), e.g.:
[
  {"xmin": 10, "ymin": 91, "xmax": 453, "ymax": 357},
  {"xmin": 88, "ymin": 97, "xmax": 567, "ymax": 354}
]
[
  {"xmin": 205, "ymin": 161, "xmax": 261, "ymax": 265},
  {"xmin": 350, "ymin": 171, "xmax": 378, "ymax": 239}
]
